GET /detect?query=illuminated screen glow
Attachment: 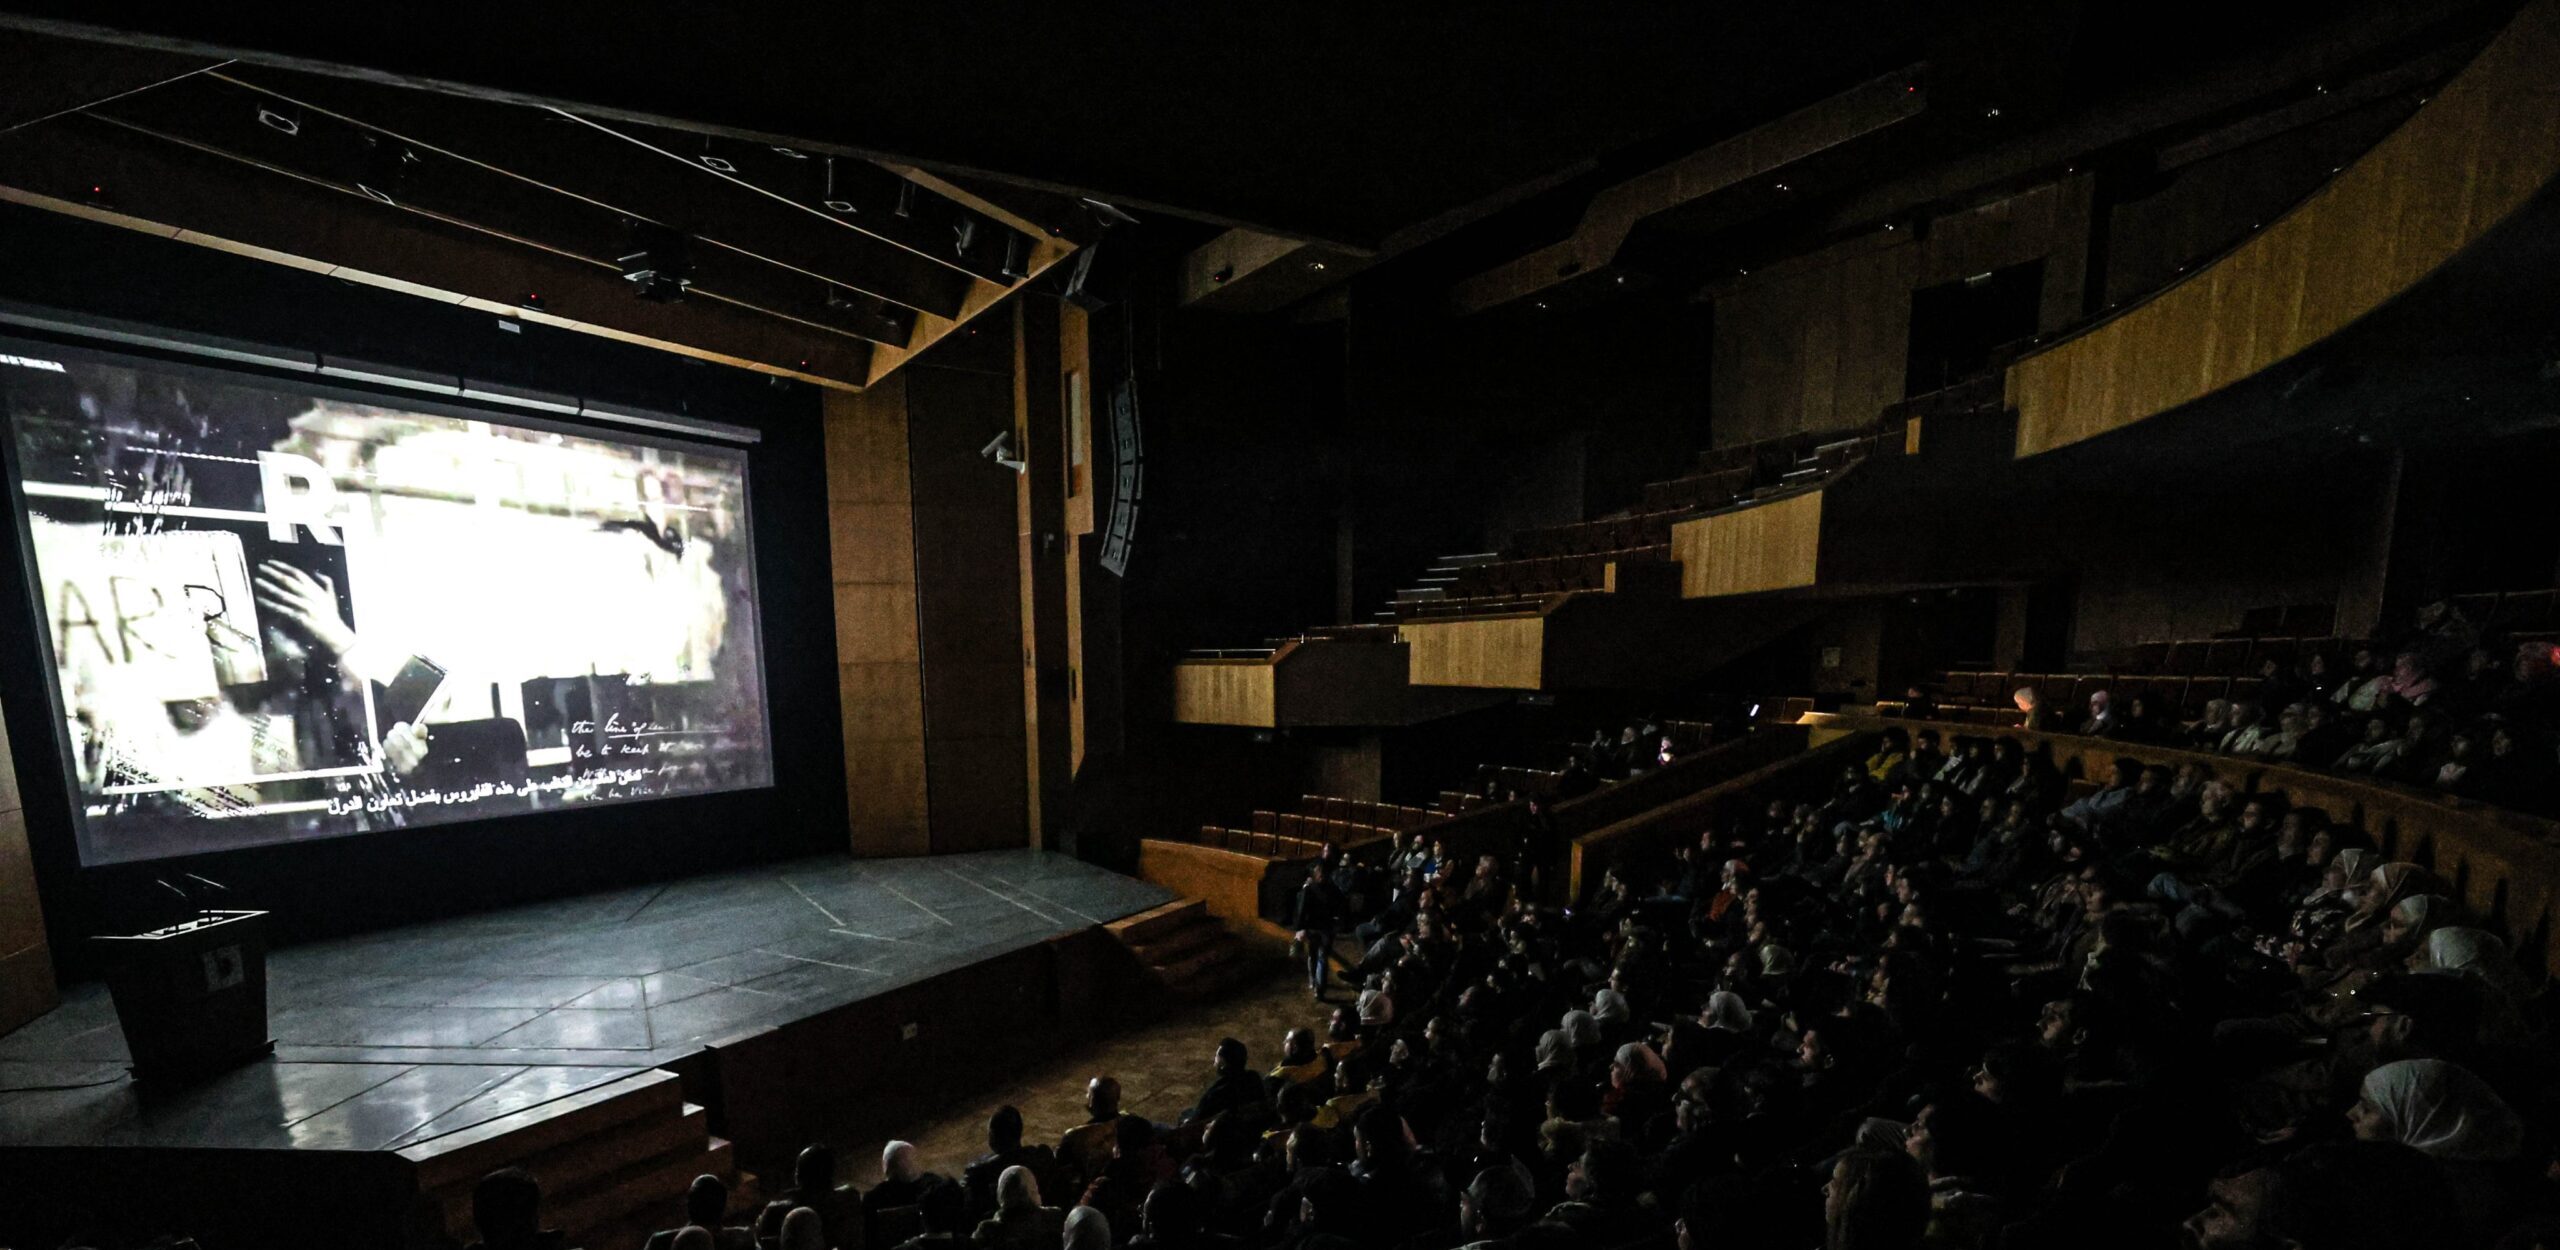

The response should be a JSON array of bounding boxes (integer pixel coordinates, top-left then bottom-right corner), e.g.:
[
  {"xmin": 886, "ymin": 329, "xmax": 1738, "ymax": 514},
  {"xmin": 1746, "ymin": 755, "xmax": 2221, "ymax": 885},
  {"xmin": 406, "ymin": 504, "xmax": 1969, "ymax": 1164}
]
[{"xmin": 2, "ymin": 341, "xmax": 773, "ymax": 866}]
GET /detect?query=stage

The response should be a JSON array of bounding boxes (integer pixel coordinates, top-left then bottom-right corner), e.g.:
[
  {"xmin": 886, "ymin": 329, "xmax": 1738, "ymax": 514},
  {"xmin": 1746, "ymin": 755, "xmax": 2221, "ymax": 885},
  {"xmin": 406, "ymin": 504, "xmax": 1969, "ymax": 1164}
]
[{"xmin": 0, "ymin": 849, "xmax": 1176, "ymax": 1248}]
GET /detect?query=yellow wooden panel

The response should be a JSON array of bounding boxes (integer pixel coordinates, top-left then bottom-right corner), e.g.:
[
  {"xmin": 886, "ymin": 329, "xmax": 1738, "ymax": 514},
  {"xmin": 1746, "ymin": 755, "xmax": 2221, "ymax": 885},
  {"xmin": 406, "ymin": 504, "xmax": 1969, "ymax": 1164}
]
[
  {"xmin": 2010, "ymin": 0, "xmax": 2560, "ymax": 456},
  {"xmin": 846, "ymin": 745, "xmax": 930, "ymax": 858},
  {"xmin": 1171, "ymin": 660, "xmax": 1278, "ymax": 727},
  {"xmin": 833, "ymin": 583, "xmax": 920, "ymax": 665},
  {"xmin": 829, "ymin": 503, "xmax": 919, "ymax": 586},
  {"xmin": 1403, "ymin": 616, "xmax": 1547, "ymax": 689},
  {"xmin": 1673, "ymin": 491, "xmax": 1824, "ymax": 598},
  {"xmin": 840, "ymin": 662, "xmax": 927, "ymax": 744}
]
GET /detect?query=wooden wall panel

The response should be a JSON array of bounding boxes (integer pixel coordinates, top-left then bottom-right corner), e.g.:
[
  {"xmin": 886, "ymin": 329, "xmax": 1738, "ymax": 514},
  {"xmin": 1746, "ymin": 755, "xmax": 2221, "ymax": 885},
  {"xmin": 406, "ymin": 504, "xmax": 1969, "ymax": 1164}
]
[
  {"xmin": 1673, "ymin": 490, "xmax": 1825, "ymax": 598},
  {"xmin": 1170, "ymin": 661, "xmax": 1278, "ymax": 728},
  {"xmin": 2009, "ymin": 0, "xmax": 2560, "ymax": 457},
  {"xmin": 910, "ymin": 356, "xmax": 1032, "ymax": 856},
  {"xmin": 0, "ymin": 678, "xmax": 59, "ymax": 1035},
  {"xmin": 825, "ymin": 384, "xmax": 929, "ymax": 857},
  {"xmin": 1710, "ymin": 181, "xmax": 2083, "ymax": 446},
  {"xmin": 1403, "ymin": 617, "xmax": 1547, "ymax": 689}
]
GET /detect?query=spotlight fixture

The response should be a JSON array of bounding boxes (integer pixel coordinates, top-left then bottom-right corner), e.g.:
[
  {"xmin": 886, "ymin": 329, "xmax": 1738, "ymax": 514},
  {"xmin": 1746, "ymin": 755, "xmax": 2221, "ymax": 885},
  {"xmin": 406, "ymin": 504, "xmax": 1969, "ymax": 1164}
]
[
  {"xmin": 952, "ymin": 218, "xmax": 978, "ymax": 257},
  {"xmin": 1000, "ymin": 235, "xmax": 1028, "ymax": 280},
  {"xmin": 818, "ymin": 159, "xmax": 860, "ymax": 214},
  {"xmin": 354, "ymin": 135, "xmax": 418, "ymax": 205},
  {"xmin": 699, "ymin": 154, "xmax": 737, "ymax": 173},
  {"xmin": 1077, "ymin": 198, "xmax": 1139, "ymax": 230},
  {"xmin": 1307, "ymin": 259, "xmax": 1327, "ymax": 273},
  {"xmin": 617, "ymin": 224, "xmax": 694, "ymax": 303},
  {"xmin": 255, "ymin": 104, "xmax": 301, "ymax": 136},
  {"xmin": 893, "ymin": 182, "xmax": 916, "ymax": 219}
]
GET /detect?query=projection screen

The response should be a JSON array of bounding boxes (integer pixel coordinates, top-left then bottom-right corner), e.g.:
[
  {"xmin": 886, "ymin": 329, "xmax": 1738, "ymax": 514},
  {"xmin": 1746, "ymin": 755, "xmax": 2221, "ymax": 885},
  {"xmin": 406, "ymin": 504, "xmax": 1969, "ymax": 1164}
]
[{"xmin": 1, "ymin": 339, "xmax": 773, "ymax": 866}]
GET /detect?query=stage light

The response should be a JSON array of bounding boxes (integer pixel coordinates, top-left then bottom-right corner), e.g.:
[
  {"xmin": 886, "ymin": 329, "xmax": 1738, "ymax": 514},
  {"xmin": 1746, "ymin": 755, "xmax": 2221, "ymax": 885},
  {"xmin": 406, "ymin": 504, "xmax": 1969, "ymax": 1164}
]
[
  {"xmin": 354, "ymin": 135, "xmax": 417, "ymax": 205},
  {"xmin": 953, "ymin": 218, "xmax": 978, "ymax": 257},
  {"xmin": 617, "ymin": 225, "xmax": 694, "ymax": 303},
  {"xmin": 1000, "ymin": 235, "xmax": 1028, "ymax": 280},
  {"xmin": 981, "ymin": 430, "xmax": 1028, "ymax": 474},
  {"xmin": 893, "ymin": 182, "xmax": 916, "ymax": 218},
  {"xmin": 820, "ymin": 158, "xmax": 860, "ymax": 213}
]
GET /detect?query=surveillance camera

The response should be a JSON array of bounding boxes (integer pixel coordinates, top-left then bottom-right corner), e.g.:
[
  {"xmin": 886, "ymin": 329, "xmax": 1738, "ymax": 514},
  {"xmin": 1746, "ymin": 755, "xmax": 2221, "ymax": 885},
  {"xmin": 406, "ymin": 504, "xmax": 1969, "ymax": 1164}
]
[{"xmin": 981, "ymin": 431, "xmax": 1027, "ymax": 475}]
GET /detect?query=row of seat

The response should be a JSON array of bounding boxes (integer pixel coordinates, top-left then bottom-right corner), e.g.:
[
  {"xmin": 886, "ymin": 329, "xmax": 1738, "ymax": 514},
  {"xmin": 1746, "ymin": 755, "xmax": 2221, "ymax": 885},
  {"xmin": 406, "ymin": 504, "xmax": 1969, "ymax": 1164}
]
[
  {"xmin": 2096, "ymin": 635, "xmax": 2346, "ymax": 678},
  {"xmin": 1192, "ymin": 826, "xmax": 1326, "ymax": 861},
  {"xmin": 1397, "ymin": 595, "xmax": 1549, "ymax": 620},
  {"xmin": 1291, "ymin": 794, "xmax": 1440, "ymax": 832},
  {"xmin": 2450, "ymin": 588, "xmax": 2560, "ymax": 635},
  {"xmin": 1938, "ymin": 671, "xmax": 2269, "ymax": 717},
  {"xmin": 1639, "ymin": 467, "xmax": 1757, "ymax": 515},
  {"xmin": 1446, "ymin": 544, "xmax": 1672, "ymax": 600},
  {"xmin": 2220, "ymin": 603, "xmax": 2338, "ymax": 640},
  {"xmin": 1510, "ymin": 510, "xmax": 1691, "ymax": 560},
  {"xmin": 1245, "ymin": 811, "xmax": 1397, "ymax": 843}
]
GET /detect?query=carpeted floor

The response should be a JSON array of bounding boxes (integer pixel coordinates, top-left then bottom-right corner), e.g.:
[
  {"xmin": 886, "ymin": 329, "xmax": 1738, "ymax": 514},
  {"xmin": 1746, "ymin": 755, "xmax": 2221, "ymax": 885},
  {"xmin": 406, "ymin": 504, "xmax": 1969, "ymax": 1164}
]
[{"xmin": 839, "ymin": 966, "xmax": 1336, "ymax": 1186}]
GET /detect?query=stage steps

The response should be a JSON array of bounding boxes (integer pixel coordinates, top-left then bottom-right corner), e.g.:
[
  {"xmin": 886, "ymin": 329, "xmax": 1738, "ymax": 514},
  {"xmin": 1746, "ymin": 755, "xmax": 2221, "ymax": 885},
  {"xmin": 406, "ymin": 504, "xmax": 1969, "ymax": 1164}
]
[
  {"xmin": 402, "ymin": 1068, "xmax": 754, "ymax": 1250},
  {"xmin": 1105, "ymin": 898, "xmax": 1268, "ymax": 998}
]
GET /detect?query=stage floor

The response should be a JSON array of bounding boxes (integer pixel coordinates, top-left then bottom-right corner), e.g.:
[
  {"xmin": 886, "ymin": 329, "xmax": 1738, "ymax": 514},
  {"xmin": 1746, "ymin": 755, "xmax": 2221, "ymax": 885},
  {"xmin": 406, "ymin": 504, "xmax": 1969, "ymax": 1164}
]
[{"xmin": 0, "ymin": 849, "xmax": 1171, "ymax": 1152}]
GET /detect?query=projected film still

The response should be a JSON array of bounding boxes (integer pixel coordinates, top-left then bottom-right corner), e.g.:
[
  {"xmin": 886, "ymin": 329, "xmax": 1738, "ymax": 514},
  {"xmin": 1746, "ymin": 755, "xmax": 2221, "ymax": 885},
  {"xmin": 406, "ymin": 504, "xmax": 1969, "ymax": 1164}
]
[{"xmin": 2, "ymin": 343, "xmax": 773, "ymax": 865}]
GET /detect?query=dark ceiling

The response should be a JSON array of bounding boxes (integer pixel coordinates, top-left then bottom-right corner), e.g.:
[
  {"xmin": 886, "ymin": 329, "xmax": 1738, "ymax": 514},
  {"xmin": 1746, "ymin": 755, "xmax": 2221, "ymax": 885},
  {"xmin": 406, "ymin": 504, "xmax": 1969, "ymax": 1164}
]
[{"xmin": 0, "ymin": 1, "xmax": 2294, "ymax": 253}]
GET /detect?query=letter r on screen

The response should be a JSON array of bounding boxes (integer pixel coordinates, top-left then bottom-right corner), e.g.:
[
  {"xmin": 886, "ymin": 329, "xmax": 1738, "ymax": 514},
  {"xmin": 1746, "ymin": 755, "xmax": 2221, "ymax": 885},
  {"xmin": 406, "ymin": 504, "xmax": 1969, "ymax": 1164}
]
[{"xmin": 258, "ymin": 451, "xmax": 345, "ymax": 544}]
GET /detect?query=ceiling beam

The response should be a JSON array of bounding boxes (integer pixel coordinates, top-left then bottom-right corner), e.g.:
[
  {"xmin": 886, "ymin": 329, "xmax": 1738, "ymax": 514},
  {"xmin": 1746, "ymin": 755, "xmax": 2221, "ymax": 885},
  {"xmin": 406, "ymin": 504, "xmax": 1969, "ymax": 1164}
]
[
  {"xmin": 0, "ymin": 118, "xmax": 874, "ymax": 389},
  {"xmin": 862, "ymin": 235, "xmax": 1077, "ymax": 387},
  {"xmin": 186, "ymin": 69, "xmax": 970, "ymax": 322},
  {"xmin": 0, "ymin": 29, "xmax": 217, "ymax": 134},
  {"xmin": 557, "ymin": 111, "xmax": 1032, "ymax": 285},
  {"xmin": 1450, "ymin": 68, "xmax": 1929, "ymax": 316},
  {"xmin": 73, "ymin": 79, "xmax": 918, "ymax": 345}
]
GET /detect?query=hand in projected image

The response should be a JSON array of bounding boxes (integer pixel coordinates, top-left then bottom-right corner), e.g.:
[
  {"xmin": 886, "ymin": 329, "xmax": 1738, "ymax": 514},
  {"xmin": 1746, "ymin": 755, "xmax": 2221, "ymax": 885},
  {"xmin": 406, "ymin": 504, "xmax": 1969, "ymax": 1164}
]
[
  {"xmin": 383, "ymin": 721, "xmax": 431, "ymax": 778},
  {"xmin": 254, "ymin": 560, "xmax": 359, "ymax": 661}
]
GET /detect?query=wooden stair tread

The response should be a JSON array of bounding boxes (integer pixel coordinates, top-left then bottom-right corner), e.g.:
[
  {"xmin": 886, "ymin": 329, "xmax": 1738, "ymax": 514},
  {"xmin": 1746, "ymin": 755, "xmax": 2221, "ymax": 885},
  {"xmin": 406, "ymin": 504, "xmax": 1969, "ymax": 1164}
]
[
  {"xmin": 1106, "ymin": 898, "xmax": 1206, "ymax": 945},
  {"xmin": 1127, "ymin": 919, "xmax": 1230, "ymax": 967},
  {"xmin": 400, "ymin": 1068, "xmax": 684, "ymax": 1190}
]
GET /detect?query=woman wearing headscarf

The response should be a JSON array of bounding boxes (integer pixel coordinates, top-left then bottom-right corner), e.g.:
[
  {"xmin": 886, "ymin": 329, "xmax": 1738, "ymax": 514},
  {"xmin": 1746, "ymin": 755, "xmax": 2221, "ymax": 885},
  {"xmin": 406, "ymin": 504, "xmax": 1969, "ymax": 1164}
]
[
  {"xmin": 2313, "ymin": 862, "xmax": 2439, "ymax": 975},
  {"xmin": 1558, "ymin": 1008, "xmax": 1606, "ymax": 1074},
  {"xmin": 1589, "ymin": 987, "xmax": 1634, "ymax": 1047},
  {"xmin": 2350, "ymin": 1058, "xmax": 2527, "ymax": 1245},
  {"xmin": 1692, "ymin": 990, "xmax": 1762, "ymax": 1069},
  {"xmin": 1603, "ymin": 1042, "xmax": 1671, "ymax": 1129},
  {"xmin": 972, "ymin": 1167, "xmax": 1064, "ymax": 1250},
  {"xmin": 2419, "ymin": 926, "xmax": 2539, "ymax": 1045},
  {"xmin": 2275, "ymin": 847, "xmax": 2372, "ymax": 965}
]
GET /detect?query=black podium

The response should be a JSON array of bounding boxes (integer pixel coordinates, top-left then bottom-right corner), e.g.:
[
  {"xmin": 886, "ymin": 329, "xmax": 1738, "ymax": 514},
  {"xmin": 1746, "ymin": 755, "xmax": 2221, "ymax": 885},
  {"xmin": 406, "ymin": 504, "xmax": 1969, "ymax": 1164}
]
[{"xmin": 93, "ymin": 909, "xmax": 275, "ymax": 1084}]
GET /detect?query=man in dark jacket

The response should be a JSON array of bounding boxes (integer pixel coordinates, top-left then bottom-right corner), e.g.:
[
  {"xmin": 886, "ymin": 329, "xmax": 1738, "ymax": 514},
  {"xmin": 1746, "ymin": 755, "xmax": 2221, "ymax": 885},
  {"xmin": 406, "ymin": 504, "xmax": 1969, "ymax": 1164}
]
[
  {"xmin": 1295, "ymin": 861, "xmax": 1347, "ymax": 999},
  {"xmin": 1189, "ymin": 1037, "xmax": 1273, "ymax": 1128}
]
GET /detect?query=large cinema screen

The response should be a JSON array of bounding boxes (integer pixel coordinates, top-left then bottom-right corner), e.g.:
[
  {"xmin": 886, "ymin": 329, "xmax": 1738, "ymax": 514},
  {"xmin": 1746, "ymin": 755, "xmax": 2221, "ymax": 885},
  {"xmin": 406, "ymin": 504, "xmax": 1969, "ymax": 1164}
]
[{"xmin": 1, "ymin": 341, "xmax": 774, "ymax": 866}]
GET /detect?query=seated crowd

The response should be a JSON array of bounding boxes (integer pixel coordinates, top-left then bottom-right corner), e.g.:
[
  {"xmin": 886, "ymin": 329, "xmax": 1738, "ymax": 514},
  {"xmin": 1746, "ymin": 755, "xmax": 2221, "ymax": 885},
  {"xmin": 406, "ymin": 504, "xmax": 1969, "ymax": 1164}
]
[
  {"xmin": 2007, "ymin": 601, "xmax": 2560, "ymax": 817},
  {"xmin": 468, "ymin": 726, "xmax": 2556, "ymax": 1250}
]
